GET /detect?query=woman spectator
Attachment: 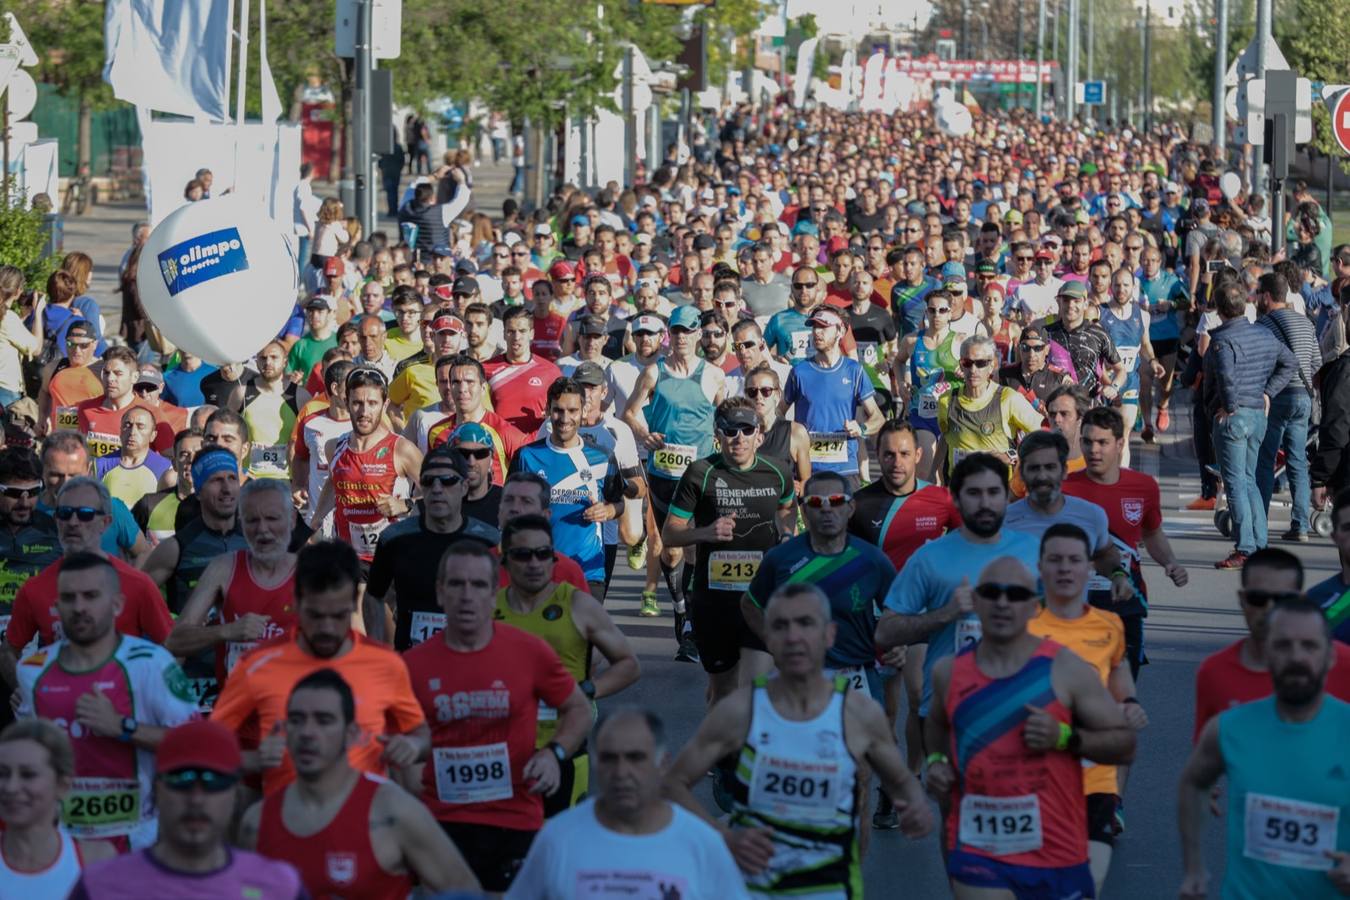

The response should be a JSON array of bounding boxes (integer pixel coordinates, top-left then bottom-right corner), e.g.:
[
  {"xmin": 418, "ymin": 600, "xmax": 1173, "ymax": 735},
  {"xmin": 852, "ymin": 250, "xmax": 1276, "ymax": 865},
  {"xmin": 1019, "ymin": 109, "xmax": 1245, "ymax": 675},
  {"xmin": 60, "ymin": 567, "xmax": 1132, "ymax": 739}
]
[
  {"xmin": 311, "ymin": 198, "xmax": 349, "ymax": 268},
  {"xmin": 183, "ymin": 179, "xmax": 205, "ymax": 201},
  {"xmin": 0, "ymin": 266, "xmax": 45, "ymax": 406},
  {"xmin": 57, "ymin": 253, "xmax": 105, "ymax": 348},
  {"xmin": 0, "ymin": 720, "xmax": 116, "ymax": 894},
  {"xmin": 120, "ymin": 243, "xmax": 148, "ymax": 348}
]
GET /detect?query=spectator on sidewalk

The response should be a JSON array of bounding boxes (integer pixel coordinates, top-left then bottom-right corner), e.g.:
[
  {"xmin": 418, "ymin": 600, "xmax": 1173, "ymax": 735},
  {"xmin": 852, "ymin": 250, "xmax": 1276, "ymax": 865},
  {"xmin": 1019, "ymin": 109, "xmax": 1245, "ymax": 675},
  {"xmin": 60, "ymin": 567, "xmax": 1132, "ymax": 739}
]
[
  {"xmin": 1254, "ymin": 272, "xmax": 1319, "ymax": 542},
  {"xmin": 1203, "ymin": 282, "xmax": 1296, "ymax": 570}
]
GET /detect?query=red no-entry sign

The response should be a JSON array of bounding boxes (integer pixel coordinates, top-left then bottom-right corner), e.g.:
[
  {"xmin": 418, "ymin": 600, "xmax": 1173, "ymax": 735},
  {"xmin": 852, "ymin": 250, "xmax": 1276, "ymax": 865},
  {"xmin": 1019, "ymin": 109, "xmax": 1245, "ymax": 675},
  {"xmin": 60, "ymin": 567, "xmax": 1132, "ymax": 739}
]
[{"xmin": 1334, "ymin": 89, "xmax": 1350, "ymax": 156}]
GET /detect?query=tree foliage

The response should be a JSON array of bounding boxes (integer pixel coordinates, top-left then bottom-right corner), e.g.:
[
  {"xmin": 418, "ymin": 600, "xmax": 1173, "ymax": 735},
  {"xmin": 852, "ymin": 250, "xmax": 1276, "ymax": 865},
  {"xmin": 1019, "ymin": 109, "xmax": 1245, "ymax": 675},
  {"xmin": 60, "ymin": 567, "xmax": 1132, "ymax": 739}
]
[
  {"xmin": 10, "ymin": 0, "xmax": 113, "ymax": 110},
  {"xmin": 0, "ymin": 197, "xmax": 60, "ymax": 292}
]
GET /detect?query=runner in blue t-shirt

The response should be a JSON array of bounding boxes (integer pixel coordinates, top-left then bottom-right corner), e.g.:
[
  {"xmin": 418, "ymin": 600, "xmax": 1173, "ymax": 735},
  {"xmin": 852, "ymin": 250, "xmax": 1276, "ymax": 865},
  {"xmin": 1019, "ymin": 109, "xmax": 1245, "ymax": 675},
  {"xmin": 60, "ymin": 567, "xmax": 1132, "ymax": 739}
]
[
  {"xmin": 782, "ymin": 306, "xmax": 885, "ymax": 490},
  {"xmin": 875, "ymin": 453, "xmax": 1040, "ymax": 716},
  {"xmin": 763, "ymin": 266, "xmax": 824, "ymax": 362},
  {"xmin": 510, "ymin": 378, "xmax": 627, "ymax": 600}
]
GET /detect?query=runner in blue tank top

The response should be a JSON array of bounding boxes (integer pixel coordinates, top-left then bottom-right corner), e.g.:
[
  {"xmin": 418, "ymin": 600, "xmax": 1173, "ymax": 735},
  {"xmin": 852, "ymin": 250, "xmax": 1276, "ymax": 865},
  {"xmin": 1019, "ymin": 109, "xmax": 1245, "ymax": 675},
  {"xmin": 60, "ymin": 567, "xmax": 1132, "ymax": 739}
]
[
  {"xmin": 1099, "ymin": 267, "xmax": 1165, "ymax": 462},
  {"xmin": 783, "ymin": 306, "xmax": 885, "ymax": 491},
  {"xmin": 623, "ymin": 305, "xmax": 725, "ymax": 662},
  {"xmin": 1179, "ymin": 597, "xmax": 1350, "ymax": 900}
]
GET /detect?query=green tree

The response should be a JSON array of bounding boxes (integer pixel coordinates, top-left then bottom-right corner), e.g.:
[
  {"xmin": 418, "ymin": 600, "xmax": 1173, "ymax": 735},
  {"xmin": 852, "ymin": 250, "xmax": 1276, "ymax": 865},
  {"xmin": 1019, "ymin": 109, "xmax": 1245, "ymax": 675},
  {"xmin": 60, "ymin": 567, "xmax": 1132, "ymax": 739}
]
[
  {"xmin": 1279, "ymin": 0, "xmax": 1350, "ymax": 170},
  {"xmin": 10, "ymin": 1, "xmax": 114, "ymax": 173},
  {"xmin": 0, "ymin": 197, "xmax": 60, "ymax": 292}
]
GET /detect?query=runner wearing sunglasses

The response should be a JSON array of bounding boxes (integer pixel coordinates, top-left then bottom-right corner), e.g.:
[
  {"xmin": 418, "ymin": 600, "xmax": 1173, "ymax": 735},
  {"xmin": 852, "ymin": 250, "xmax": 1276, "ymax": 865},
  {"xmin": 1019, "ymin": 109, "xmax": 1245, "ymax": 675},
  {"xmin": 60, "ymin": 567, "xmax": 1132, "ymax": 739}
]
[
  {"xmin": 496, "ymin": 515, "xmax": 639, "ymax": 818},
  {"xmin": 0, "ymin": 448, "xmax": 60, "ymax": 642},
  {"xmin": 15, "ymin": 552, "xmax": 196, "ymax": 851},
  {"xmin": 67, "ymin": 720, "xmax": 305, "ymax": 897},
  {"xmin": 894, "ymin": 289, "xmax": 964, "ymax": 482},
  {"xmin": 937, "ymin": 334, "xmax": 1043, "ymax": 478},
  {"xmin": 925, "ymin": 555, "xmax": 1136, "ymax": 900},
  {"xmin": 364, "ymin": 448, "xmax": 499, "ymax": 649}
]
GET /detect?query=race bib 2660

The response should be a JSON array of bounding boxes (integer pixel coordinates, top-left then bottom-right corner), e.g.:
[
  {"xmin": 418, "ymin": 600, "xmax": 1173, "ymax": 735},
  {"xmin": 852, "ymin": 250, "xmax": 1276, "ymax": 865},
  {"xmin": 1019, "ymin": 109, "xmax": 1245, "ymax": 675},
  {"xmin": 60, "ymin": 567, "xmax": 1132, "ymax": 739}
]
[{"xmin": 158, "ymin": 228, "xmax": 250, "ymax": 296}]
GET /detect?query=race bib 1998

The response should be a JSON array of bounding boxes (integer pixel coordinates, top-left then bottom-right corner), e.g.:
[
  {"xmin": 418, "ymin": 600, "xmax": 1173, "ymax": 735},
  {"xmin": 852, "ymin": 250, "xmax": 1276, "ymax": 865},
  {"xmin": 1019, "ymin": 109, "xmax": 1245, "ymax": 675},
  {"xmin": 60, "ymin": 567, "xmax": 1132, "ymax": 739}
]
[{"xmin": 433, "ymin": 743, "xmax": 513, "ymax": 804}]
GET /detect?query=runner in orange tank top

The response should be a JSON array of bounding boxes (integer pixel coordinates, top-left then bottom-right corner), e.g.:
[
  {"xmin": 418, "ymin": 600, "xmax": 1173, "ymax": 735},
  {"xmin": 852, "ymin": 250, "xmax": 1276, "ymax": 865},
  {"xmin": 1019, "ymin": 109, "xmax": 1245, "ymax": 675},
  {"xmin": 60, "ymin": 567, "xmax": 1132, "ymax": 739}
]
[
  {"xmin": 925, "ymin": 556, "xmax": 1137, "ymax": 899},
  {"xmin": 239, "ymin": 669, "xmax": 479, "ymax": 898},
  {"xmin": 309, "ymin": 367, "xmax": 423, "ymax": 563}
]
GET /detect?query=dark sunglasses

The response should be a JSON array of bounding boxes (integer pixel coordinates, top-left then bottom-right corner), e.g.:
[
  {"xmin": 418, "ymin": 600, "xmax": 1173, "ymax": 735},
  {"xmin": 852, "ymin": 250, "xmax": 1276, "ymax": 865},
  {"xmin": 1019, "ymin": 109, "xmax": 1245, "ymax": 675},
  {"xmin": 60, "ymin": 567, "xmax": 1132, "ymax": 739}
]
[
  {"xmin": 927, "ymin": 306, "xmax": 950, "ymax": 315},
  {"xmin": 505, "ymin": 546, "xmax": 554, "ymax": 562},
  {"xmin": 961, "ymin": 358, "xmax": 994, "ymax": 369},
  {"xmin": 745, "ymin": 386, "xmax": 777, "ymax": 398},
  {"xmin": 133, "ymin": 385, "xmax": 160, "ymax": 395},
  {"xmin": 791, "ymin": 282, "xmax": 818, "ymax": 290},
  {"xmin": 1020, "ymin": 342, "xmax": 1048, "ymax": 352},
  {"xmin": 1241, "ymin": 589, "xmax": 1304, "ymax": 608},
  {"xmin": 455, "ymin": 446, "xmax": 492, "ymax": 460},
  {"xmin": 974, "ymin": 582, "xmax": 1038, "ymax": 603},
  {"xmin": 55, "ymin": 505, "xmax": 104, "ymax": 522},
  {"xmin": 1015, "ymin": 255, "xmax": 1035, "ymax": 262},
  {"xmin": 160, "ymin": 768, "xmax": 239, "ymax": 793},
  {"xmin": 703, "ymin": 330, "xmax": 726, "ymax": 339},
  {"xmin": 803, "ymin": 494, "xmax": 851, "ymax": 509},
  {"xmin": 717, "ymin": 422, "xmax": 757, "ymax": 437},
  {"xmin": 0, "ymin": 484, "xmax": 41, "ymax": 500},
  {"xmin": 734, "ymin": 340, "xmax": 761, "ymax": 351},
  {"xmin": 420, "ymin": 474, "xmax": 463, "ymax": 489}
]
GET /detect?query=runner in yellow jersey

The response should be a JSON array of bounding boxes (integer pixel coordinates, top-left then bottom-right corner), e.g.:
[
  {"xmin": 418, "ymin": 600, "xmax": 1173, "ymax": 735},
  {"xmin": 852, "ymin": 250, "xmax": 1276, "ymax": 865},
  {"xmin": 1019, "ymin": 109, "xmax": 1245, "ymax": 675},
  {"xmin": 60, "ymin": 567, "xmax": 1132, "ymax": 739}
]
[{"xmin": 494, "ymin": 513, "xmax": 639, "ymax": 816}]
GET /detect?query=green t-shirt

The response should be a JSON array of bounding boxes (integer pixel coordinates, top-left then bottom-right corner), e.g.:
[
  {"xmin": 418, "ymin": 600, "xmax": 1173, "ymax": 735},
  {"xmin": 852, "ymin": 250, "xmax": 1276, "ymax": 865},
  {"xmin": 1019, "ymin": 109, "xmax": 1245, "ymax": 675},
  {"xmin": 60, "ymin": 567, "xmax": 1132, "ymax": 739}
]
[{"xmin": 286, "ymin": 332, "xmax": 337, "ymax": 377}]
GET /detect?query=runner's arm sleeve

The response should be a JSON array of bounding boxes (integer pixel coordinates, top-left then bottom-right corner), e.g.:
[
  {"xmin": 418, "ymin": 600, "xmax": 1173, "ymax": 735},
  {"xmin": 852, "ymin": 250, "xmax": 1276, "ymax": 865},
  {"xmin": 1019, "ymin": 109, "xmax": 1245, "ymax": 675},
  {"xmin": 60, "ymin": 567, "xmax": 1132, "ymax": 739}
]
[
  {"xmin": 744, "ymin": 552, "xmax": 775, "ymax": 608},
  {"xmin": 142, "ymin": 652, "xmax": 201, "ymax": 727},
  {"xmin": 13, "ymin": 659, "xmax": 36, "ymax": 717},
  {"xmin": 135, "ymin": 581, "xmax": 175, "ymax": 643},
  {"xmin": 668, "ymin": 464, "xmax": 701, "ymax": 520},
  {"xmin": 1004, "ymin": 389, "xmax": 1045, "ymax": 435},
  {"xmin": 599, "ymin": 454, "xmax": 625, "ymax": 504},
  {"xmin": 209, "ymin": 663, "xmax": 255, "ymax": 730},
  {"xmin": 882, "ymin": 554, "xmax": 929, "ymax": 615},
  {"xmin": 6, "ymin": 583, "xmax": 36, "ymax": 652},
  {"xmin": 1143, "ymin": 480, "xmax": 1164, "ymax": 531},
  {"xmin": 367, "ymin": 539, "xmax": 394, "ymax": 598},
  {"xmin": 384, "ymin": 658, "xmax": 428, "ymax": 734},
  {"xmin": 854, "ymin": 363, "xmax": 875, "ymax": 403}
]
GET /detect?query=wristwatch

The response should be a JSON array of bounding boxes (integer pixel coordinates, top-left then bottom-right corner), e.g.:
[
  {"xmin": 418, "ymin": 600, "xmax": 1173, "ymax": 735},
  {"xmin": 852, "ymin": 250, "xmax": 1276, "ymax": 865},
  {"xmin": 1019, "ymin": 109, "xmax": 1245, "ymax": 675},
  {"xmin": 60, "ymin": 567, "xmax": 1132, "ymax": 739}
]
[
  {"xmin": 119, "ymin": 717, "xmax": 139, "ymax": 742},
  {"xmin": 546, "ymin": 740, "xmax": 568, "ymax": 763},
  {"xmin": 579, "ymin": 679, "xmax": 597, "ymax": 700}
]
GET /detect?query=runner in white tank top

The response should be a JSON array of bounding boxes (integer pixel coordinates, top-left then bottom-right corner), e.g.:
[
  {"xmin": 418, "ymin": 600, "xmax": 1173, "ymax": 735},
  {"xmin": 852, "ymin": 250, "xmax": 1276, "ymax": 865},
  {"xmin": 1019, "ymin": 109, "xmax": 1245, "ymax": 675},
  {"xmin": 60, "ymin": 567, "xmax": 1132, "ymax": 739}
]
[{"xmin": 0, "ymin": 827, "xmax": 86, "ymax": 895}]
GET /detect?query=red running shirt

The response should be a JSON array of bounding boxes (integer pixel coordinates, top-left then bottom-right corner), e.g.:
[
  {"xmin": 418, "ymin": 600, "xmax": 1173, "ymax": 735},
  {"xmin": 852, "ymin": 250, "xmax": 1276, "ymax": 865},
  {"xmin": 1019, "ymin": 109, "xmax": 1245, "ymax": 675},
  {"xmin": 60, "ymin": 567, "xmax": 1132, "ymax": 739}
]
[
  {"xmin": 945, "ymin": 640, "xmax": 1088, "ymax": 869},
  {"xmin": 483, "ymin": 355, "xmax": 562, "ymax": 434},
  {"xmin": 258, "ymin": 772, "xmax": 411, "ymax": 900},
  {"xmin": 1192, "ymin": 639, "xmax": 1350, "ymax": 740},
  {"xmin": 218, "ymin": 551, "xmax": 296, "ymax": 685},
  {"xmin": 7, "ymin": 556, "xmax": 173, "ymax": 651},
  {"xmin": 329, "ymin": 432, "xmax": 402, "ymax": 561},
  {"xmin": 405, "ymin": 623, "xmax": 576, "ymax": 832}
]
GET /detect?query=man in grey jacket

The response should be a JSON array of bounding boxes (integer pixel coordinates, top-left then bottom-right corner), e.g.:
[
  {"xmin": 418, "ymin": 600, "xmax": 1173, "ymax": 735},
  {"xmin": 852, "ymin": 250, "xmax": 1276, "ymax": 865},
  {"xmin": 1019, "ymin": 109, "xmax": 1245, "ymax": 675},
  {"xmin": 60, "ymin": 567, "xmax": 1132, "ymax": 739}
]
[{"xmin": 1203, "ymin": 282, "xmax": 1297, "ymax": 569}]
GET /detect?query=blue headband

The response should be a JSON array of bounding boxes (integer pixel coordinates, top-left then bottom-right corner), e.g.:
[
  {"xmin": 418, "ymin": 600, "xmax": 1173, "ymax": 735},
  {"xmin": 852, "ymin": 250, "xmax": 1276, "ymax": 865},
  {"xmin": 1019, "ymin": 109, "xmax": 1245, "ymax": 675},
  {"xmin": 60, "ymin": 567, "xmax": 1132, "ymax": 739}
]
[{"xmin": 191, "ymin": 448, "xmax": 239, "ymax": 488}]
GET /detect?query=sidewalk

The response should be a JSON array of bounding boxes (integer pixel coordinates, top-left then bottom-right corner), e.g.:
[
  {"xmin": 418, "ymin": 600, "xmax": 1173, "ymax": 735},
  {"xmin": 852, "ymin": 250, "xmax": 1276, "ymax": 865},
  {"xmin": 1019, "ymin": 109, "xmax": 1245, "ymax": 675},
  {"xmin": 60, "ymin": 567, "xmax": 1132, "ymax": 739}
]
[{"xmin": 59, "ymin": 159, "xmax": 520, "ymax": 341}]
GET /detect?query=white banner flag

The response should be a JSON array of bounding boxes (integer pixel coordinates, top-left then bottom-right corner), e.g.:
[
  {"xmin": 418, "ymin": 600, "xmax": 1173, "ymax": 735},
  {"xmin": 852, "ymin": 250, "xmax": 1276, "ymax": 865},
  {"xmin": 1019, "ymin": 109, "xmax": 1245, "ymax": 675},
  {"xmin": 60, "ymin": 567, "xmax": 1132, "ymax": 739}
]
[
  {"xmin": 792, "ymin": 37, "xmax": 818, "ymax": 109},
  {"xmin": 103, "ymin": 0, "xmax": 232, "ymax": 120}
]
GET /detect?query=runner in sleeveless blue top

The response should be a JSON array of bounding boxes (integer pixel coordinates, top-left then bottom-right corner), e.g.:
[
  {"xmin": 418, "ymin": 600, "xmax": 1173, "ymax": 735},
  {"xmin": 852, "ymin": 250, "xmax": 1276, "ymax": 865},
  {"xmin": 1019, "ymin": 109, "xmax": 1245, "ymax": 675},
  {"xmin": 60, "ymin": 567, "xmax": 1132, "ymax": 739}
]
[
  {"xmin": 1179, "ymin": 598, "xmax": 1350, "ymax": 900},
  {"xmin": 511, "ymin": 377, "xmax": 627, "ymax": 601},
  {"xmin": 1099, "ymin": 266, "xmax": 1165, "ymax": 459},
  {"xmin": 892, "ymin": 289, "xmax": 963, "ymax": 483},
  {"xmin": 782, "ymin": 306, "xmax": 885, "ymax": 492},
  {"xmin": 622, "ymin": 305, "xmax": 725, "ymax": 661}
]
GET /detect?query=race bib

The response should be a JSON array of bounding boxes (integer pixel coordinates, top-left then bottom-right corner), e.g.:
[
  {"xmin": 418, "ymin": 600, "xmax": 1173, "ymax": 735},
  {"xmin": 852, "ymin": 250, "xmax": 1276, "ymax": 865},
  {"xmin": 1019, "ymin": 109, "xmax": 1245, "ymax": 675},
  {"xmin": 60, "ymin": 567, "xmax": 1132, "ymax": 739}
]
[
  {"xmin": 918, "ymin": 379, "xmax": 949, "ymax": 419},
  {"xmin": 249, "ymin": 444, "xmax": 287, "ymax": 473},
  {"xmin": 1118, "ymin": 346, "xmax": 1139, "ymax": 371},
  {"xmin": 956, "ymin": 615, "xmax": 982, "ymax": 653},
  {"xmin": 651, "ymin": 443, "xmax": 697, "ymax": 478},
  {"xmin": 433, "ymin": 743, "xmax": 513, "ymax": 804},
  {"xmin": 410, "ymin": 610, "xmax": 446, "ymax": 644},
  {"xmin": 86, "ymin": 433, "xmax": 119, "ymax": 459},
  {"xmin": 348, "ymin": 520, "xmax": 387, "ymax": 557},
  {"xmin": 749, "ymin": 752, "xmax": 844, "ymax": 821},
  {"xmin": 1243, "ymin": 792, "xmax": 1340, "ymax": 871},
  {"xmin": 707, "ymin": 550, "xmax": 761, "ymax": 592},
  {"xmin": 858, "ymin": 342, "xmax": 879, "ymax": 367},
  {"xmin": 958, "ymin": 794, "xmax": 1043, "ymax": 856},
  {"xmin": 809, "ymin": 432, "xmax": 849, "ymax": 464},
  {"xmin": 63, "ymin": 778, "xmax": 141, "ymax": 837},
  {"xmin": 55, "ymin": 406, "xmax": 79, "ymax": 429},
  {"xmin": 825, "ymin": 665, "xmax": 868, "ymax": 693},
  {"xmin": 538, "ymin": 699, "xmax": 558, "ymax": 722},
  {"xmin": 789, "ymin": 330, "xmax": 812, "ymax": 359},
  {"xmin": 225, "ymin": 640, "xmax": 258, "ymax": 673},
  {"xmin": 185, "ymin": 676, "xmax": 219, "ymax": 711}
]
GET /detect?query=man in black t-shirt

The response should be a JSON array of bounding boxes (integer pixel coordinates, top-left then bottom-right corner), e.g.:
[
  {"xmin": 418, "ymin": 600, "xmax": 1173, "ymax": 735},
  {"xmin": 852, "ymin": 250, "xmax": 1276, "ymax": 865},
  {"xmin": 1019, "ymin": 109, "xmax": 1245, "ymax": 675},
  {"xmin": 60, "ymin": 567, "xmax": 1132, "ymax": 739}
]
[
  {"xmin": 846, "ymin": 270, "xmax": 898, "ymax": 376},
  {"xmin": 1041, "ymin": 281, "xmax": 1126, "ymax": 401}
]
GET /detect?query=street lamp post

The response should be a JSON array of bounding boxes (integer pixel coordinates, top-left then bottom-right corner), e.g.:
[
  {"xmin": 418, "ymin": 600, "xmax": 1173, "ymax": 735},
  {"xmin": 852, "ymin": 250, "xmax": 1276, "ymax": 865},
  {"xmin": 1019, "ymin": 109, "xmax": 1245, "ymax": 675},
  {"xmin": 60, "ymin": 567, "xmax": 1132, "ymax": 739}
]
[
  {"xmin": 1142, "ymin": 0, "xmax": 1152, "ymax": 131},
  {"xmin": 1035, "ymin": 0, "xmax": 1047, "ymax": 118}
]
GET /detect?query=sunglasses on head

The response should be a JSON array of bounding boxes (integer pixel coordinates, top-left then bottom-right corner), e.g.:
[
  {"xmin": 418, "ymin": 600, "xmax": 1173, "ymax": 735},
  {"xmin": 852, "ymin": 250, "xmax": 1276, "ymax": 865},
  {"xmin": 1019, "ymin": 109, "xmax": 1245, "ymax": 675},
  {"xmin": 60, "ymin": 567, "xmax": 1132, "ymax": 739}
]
[
  {"xmin": 420, "ymin": 473, "xmax": 463, "ymax": 489},
  {"xmin": 505, "ymin": 546, "xmax": 554, "ymax": 562},
  {"xmin": 55, "ymin": 505, "xmax": 104, "ymax": 522},
  {"xmin": 974, "ymin": 582, "xmax": 1038, "ymax": 603},
  {"xmin": 0, "ymin": 484, "xmax": 40, "ymax": 500},
  {"xmin": 803, "ymin": 493, "xmax": 851, "ymax": 509},
  {"xmin": 717, "ymin": 422, "xmax": 757, "ymax": 437},
  {"xmin": 961, "ymin": 358, "xmax": 994, "ymax": 369},
  {"xmin": 160, "ymin": 768, "xmax": 239, "ymax": 793},
  {"xmin": 1241, "ymin": 589, "xmax": 1304, "ymax": 608}
]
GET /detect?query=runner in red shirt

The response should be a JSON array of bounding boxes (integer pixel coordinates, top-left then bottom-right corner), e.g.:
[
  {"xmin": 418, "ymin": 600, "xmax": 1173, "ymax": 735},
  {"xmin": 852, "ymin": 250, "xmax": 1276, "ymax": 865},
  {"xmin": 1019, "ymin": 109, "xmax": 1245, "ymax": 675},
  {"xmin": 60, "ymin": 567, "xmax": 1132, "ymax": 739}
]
[
  {"xmin": 403, "ymin": 541, "xmax": 590, "ymax": 894},
  {"xmin": 165, "ymin": 478, "xmax": 298, "ymax": 691},
  {"xmin": 1063, "ymin": 406, "xmax": 1189, "ymax": 679},
  {"xmin": 238, "ymin": 669, "xmax": 478, "ymax": 898},
  {"xmin": 529, "ymin": 281, "xmax": 566, "ymax": 361},
  {"xmin": 1193, "ymin": 547, "xmax": 1350, "ymax": 740},
  {"xmin": 4, "ymin": 477, "xmax": 172, "ymax": 668},
  {"xmin": 424, "ymin": 355, "xmax": 528, "ymax": 485},
  {"xmin": 310, "ymin": 368, "xmax": 423, "ymax": 564},
  {"xmin": 483, "ymin": 307, "xmax": 562, "ymax": 434},
  {"xmin": 75, "ymin": 347, "xmax": 167, "ymax": 458}
]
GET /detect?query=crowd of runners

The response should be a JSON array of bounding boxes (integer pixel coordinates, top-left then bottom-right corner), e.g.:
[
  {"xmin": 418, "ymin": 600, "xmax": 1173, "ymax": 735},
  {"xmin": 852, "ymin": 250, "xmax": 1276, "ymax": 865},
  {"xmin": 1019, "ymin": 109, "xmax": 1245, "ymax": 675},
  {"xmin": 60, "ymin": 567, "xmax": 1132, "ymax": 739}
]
[{"xmin": 0, "ymin": 96, "xmax": 1347, "ymax": 898}]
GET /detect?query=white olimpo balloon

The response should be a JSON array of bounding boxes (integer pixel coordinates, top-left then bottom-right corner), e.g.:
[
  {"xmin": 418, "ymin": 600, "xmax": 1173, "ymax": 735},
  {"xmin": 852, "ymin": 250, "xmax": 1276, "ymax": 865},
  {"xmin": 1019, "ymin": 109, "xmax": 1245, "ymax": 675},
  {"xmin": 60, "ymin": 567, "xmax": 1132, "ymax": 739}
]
[
  {"xmin": 1220, "ymin": 171, "xmax": 1242, "ymax": 201},
  {"xmin": 137, "ymin": 194, "xmax": 298, "ymax": 365},
  {"xmin": 938, "ymin": 103, "xmax": 973, "ymax": 137}
]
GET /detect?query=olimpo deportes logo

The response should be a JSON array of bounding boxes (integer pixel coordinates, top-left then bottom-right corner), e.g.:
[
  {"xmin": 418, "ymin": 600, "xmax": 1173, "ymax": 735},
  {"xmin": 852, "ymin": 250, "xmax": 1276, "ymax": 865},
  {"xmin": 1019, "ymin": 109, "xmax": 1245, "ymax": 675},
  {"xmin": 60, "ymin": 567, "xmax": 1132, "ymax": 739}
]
[{"xmin": 158, "ymin": 227, "xmax": 251, "ymax": 296}]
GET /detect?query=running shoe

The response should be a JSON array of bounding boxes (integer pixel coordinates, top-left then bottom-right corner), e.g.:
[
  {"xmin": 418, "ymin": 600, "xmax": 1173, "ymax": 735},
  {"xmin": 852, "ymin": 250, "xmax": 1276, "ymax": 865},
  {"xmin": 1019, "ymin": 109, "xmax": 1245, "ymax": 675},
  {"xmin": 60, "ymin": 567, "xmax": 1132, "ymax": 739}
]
[
  {"xmin": 1185, "ymin": 496, "xmax": 1217, "ymax": 511},
  {"xmin": 1140, "ymin": 425, "xmax": 1155, "ymax": 444},
  {"xmin": 1281, "ymin": 527, "xmax": 1309, "ymax": 543},
  {"xmin": 1155, "ymin": 407, "xmax": 1171, "ymax": 432},
  {"xmin": 626, "ymin": 538, "xmax": 647, "ymax": 571},
  {"xmin": 872, "ymin": 790, "xmax": 899, "ymax": 830},
  {"xmin": 1214, "ymin": 550, "xmax": 1249, "ymax": 570},
  {"xmin": 638, "ymin": 591, "xmax": 660, "ymax": 617},
  {"xmin": 675, "ymin": 633, "xmax": 701, "ymax": 664}
]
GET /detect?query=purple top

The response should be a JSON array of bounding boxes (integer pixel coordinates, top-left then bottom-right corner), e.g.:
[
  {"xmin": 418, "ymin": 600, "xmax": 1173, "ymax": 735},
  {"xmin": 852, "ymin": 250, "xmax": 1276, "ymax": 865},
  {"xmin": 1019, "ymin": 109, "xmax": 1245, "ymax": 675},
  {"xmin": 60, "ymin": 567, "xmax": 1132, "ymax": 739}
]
[{"xmin": 68, "ymin": 848, "xmax": 308, "ymax": 900}]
